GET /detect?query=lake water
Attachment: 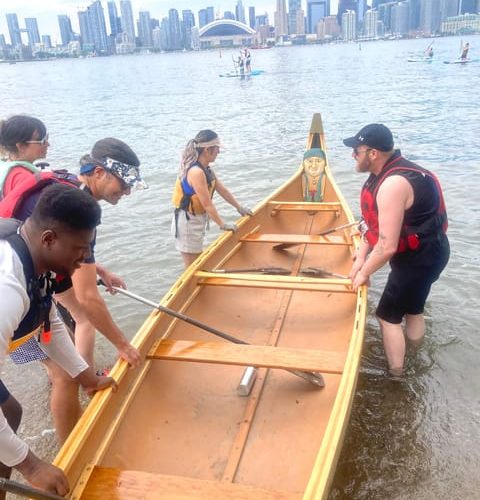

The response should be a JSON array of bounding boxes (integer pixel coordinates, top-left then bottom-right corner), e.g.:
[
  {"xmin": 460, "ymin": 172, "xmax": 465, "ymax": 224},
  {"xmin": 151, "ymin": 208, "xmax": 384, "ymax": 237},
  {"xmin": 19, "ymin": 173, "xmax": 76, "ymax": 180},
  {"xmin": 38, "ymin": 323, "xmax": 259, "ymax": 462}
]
[{"xmin": 1, "ymin": 36, "xmax": 479, "ymax": 499}]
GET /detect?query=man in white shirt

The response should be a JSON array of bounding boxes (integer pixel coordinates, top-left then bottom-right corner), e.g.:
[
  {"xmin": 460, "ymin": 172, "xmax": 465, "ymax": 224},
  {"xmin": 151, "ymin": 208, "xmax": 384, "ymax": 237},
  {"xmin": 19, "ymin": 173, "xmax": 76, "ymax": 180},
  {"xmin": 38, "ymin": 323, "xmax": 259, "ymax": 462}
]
[{"xmin": 0, "ymin": 183, "xmax": 116, "ymax": 498}]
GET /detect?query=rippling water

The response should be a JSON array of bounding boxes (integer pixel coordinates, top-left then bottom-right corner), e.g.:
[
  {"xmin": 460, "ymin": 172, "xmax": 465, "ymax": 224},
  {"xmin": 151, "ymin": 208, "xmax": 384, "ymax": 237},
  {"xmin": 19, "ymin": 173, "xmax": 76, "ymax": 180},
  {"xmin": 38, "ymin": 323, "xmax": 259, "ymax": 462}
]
[{"xmin": 1, "ymin": 36, "xmax": 479, "ymax": 499}]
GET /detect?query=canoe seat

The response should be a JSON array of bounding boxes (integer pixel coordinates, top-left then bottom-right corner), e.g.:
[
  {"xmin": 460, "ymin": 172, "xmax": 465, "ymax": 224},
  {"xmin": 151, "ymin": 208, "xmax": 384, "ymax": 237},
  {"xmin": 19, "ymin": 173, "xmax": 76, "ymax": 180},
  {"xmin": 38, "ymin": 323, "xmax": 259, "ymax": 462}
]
[
  {"xmin": 268, "ymin": 201, "xmax": 342, "ymax": 215},
  {"xmin": 81, "ymin": 466, "xmax": 302, "ymax": 499},
  {"xmin": 195, "ymin": 271, "xmax": 354, "ymax": 294},
  {"xmin": 147, "ymin": 339, "xmax": 345, "ymax": 374},
  {"xmin": 241, "ymin": 233, "xmax": 350, "ymax": 246}
]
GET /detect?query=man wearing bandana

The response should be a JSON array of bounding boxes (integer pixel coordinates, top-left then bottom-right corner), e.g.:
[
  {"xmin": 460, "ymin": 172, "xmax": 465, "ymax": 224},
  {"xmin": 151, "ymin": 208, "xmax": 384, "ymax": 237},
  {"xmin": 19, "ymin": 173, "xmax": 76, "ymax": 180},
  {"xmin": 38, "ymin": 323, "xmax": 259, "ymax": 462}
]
[{"xmin": 0, "ymin": 137, "xmax": 146, "ymax": 443}]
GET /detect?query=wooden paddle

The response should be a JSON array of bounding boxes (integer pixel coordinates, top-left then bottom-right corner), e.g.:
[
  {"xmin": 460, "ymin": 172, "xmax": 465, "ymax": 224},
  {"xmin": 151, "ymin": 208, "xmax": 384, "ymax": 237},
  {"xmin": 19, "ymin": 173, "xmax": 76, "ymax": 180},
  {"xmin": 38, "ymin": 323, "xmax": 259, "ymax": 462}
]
[
  {"xmin": 0, "ymin": 478, "xmax": 64, "ymax": 500},
  {"xmin": 98, "ymin": 280, "xmax": 325, "ymax": 387},
  {"xmin": 273, "ymin": 220, "xmax": 359, "ymax": 251},
  {"xmin": 300, "ymin": 267, "xmax": 348, "ymax": 279}
]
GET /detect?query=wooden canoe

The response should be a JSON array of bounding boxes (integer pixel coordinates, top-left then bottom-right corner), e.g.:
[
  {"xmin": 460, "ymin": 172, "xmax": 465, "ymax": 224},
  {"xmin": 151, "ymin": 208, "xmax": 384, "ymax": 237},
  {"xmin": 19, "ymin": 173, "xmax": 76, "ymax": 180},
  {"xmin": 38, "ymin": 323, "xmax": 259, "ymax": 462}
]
[{"xmin": 54, "ymin": 113, "xmax": 367, "ymax": 500}]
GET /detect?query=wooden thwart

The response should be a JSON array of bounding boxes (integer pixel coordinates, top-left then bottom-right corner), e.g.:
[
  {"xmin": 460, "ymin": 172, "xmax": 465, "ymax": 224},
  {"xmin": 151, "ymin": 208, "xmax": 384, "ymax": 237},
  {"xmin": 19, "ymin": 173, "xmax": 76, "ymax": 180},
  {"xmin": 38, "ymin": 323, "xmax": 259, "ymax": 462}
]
[
  {"xmin": 195, "ymin": 271, "xmax": 353, "ymax": 293},
  {"xmin": 82, "ymin": 467, "xmax": 302, "ymax": 499},
  {"xmin": 148, "ymin": 339, "xmax": 345, "ymax": 374},
  {"xmin": 241, "ymin": 233, "xmax": 350, "ymax": 245},
  {"xmin": 269, "ymin": 201, "xmax": 342, "ymax": 213}
]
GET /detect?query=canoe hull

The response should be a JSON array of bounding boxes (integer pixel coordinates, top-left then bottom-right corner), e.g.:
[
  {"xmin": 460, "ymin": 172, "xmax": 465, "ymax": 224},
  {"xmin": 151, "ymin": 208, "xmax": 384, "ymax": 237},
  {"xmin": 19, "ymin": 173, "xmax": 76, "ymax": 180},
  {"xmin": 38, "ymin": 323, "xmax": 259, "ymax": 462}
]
[{"xmin": 55, "ymin": 114, "xmax": 367, "ymax": 500}]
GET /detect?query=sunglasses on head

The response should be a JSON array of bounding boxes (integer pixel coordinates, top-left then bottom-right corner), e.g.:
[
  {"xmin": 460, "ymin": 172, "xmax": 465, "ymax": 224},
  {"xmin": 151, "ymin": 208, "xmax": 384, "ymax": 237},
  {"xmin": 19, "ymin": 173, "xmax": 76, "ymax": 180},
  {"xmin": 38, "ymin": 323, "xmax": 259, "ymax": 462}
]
[{"xmin": 25, "ymin": 133, "xmax": 49, "ymax": 145}]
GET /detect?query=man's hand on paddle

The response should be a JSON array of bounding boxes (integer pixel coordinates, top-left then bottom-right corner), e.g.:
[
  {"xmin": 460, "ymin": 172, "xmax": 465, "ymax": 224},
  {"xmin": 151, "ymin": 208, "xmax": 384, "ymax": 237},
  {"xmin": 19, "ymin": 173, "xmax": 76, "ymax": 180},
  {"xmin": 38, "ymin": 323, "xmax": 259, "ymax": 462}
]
[{"xmin": 16, "ymin": 450, "xmax": 69, "ymax": 497}]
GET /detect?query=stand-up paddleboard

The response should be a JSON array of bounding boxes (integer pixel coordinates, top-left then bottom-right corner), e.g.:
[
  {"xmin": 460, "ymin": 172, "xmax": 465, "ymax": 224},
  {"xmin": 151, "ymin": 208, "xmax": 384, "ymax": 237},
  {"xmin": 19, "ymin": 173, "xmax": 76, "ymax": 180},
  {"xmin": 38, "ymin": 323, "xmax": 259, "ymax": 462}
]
[
  {"xmin": 219, "ymin": 69, "xmax": 265, "ymax": 78},
  {"xmin": 408, "ymin": 57, "xmax": 434, "ymax": 63},
  {"xmin": 443, "ymin": 58, "xmax": 476, "ymax": 64}
]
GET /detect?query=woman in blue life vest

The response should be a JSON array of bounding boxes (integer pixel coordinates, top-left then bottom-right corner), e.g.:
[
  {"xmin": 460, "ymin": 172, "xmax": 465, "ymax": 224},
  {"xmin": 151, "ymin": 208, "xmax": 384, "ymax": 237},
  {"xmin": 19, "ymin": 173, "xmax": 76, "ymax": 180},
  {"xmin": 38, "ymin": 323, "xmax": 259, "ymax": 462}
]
[
  {"xmin": 172, "ymin": 130, "xmax": 253, "ymax": 268},
  {"xmin": 0, "ymin": 115, "xmax": 50, "ymax": 198},
  {"xmin": 343, "ymin": 124, "xmax": 449, "ymax": 377}
]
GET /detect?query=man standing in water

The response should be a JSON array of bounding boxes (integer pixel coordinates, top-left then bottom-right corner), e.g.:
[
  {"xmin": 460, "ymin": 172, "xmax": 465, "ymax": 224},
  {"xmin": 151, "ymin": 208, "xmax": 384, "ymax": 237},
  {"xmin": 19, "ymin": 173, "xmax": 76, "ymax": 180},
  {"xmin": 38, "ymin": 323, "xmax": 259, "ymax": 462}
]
[
  {"xmin": 0, "ymin": 184, "xmax": 116, "ymax": 497},
  {"xmin": 343, "ymin": 124, "xmax": 449, "ymax": 376}
]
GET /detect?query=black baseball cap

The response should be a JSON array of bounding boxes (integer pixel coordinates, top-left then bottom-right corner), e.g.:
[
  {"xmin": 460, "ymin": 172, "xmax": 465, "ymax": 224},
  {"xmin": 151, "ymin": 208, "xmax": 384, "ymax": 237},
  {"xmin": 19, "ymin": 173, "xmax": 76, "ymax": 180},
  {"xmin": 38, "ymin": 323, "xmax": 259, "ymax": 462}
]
[{"xmin": 343, "ymin": 124, "xmax": 394, "ymax": 152}]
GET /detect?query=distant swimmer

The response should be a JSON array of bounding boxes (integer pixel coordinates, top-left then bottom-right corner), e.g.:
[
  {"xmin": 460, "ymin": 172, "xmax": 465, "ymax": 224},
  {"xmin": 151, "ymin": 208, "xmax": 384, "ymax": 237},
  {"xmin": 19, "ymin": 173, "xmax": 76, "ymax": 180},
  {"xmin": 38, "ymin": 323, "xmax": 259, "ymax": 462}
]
[
  {"xmin": 244, "ymin": 49, "xmax": 252, "ymax": 73},
  {"xmin": 460, "ymin": 42, "xmax": 470, "ymax": 60},
  {"xmin": 425, "ymin": 46, "xmax": 433, "ymax": 58}
]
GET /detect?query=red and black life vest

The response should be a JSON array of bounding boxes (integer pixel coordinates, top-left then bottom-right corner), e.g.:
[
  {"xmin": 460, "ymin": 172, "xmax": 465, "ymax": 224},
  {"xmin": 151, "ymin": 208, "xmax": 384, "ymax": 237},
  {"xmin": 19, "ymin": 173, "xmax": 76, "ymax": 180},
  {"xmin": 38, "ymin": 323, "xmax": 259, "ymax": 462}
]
[
  {"xmin": 0, "ymin": 219, "xmax": 53, "ymax": 349},
  {"xmin": 0, "ymin": 169, "xmax": 81, "ymax": 219},
  {"xmin": 361, "ymin": 151, "xmax": 447, "ymax": 253}
]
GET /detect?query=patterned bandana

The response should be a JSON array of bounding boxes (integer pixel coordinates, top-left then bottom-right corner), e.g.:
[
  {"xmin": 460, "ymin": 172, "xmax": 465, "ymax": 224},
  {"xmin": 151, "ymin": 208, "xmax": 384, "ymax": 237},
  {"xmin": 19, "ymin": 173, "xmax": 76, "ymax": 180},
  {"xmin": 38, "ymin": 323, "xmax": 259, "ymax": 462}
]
[{"xmin": 103, "ymin": 157, "xmax": 148, "ymax": 190}]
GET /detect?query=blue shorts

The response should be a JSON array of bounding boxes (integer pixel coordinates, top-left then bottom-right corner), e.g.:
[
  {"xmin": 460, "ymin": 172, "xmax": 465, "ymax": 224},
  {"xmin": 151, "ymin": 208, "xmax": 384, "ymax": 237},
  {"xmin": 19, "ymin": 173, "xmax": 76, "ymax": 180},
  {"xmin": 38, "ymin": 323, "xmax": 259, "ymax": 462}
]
[{"xmin": 0, "ymin": 379, "xmax": 10, "ymax": 404}]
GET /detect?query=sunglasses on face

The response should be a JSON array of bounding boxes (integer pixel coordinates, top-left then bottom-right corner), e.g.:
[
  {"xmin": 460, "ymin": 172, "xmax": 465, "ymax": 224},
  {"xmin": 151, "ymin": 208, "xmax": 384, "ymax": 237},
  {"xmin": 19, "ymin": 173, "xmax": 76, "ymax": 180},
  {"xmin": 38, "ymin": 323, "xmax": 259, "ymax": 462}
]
[
  {"xmin": 353, "ymin": 147, "xmax": 372, "ymax": 157},
  {"xmin": 25, "ymin": 133, "xmax": 49, "ymax": 145}
]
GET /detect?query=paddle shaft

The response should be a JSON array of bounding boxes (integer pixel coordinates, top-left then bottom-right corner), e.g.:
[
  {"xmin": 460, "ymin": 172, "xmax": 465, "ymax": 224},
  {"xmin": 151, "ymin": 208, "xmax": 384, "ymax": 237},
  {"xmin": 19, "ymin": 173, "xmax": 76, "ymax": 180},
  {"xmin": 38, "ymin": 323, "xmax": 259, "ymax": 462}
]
[
  {"xmin": 273, "ymin": 220, "xmax": 359, "ymax": 251},
  {"xmin": 99, "ymin": 282, "xmax": 325, "ymax": 387},
  {"xmin": 212, "ymin": 267, "xmax": 290, "ymax": 275},
  {"xmin": 0, "ymin": 479, "xmax": 64, "ymax": 500}
]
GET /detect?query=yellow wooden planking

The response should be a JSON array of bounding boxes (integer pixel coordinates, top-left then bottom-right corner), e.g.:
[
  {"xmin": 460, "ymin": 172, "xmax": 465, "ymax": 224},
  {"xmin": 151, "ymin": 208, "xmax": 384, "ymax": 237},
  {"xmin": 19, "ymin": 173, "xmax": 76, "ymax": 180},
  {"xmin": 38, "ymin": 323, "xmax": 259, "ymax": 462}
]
[
  {"xmin": 147, "ymin": 340, "xmax": 345, "ymax": 374},
  {"xmin": 81, "ymin": 467, "xmax": 302, "ymax": 500},
  {"xmin": 241, "ymin": 233, "xmax": 350, "ymax": 245},
  {"xmin": 268, "ymin": 201, "xmax": 342, "ymax": 212},
  {"xmin": 194, "ymin": 272, "xmax": 353, "ymax": 293}
]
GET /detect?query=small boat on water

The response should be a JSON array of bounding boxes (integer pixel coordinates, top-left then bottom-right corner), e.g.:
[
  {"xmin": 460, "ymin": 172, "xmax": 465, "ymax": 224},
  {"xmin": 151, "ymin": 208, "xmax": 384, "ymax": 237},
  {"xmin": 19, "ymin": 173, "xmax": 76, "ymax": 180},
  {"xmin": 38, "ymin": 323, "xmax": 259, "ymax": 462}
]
[{"xmin": 54, "ymin": 113, "xmax": 367, "ymax": 499}]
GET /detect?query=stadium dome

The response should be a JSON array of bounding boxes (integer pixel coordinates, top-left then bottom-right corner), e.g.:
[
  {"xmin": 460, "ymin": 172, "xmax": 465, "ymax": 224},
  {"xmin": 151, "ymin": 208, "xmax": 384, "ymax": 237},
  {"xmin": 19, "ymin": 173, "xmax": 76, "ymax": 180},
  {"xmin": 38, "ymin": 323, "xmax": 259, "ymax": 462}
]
[{"xmin": 199, "ymin": 20, "xmax": 256, "ymax": 38}]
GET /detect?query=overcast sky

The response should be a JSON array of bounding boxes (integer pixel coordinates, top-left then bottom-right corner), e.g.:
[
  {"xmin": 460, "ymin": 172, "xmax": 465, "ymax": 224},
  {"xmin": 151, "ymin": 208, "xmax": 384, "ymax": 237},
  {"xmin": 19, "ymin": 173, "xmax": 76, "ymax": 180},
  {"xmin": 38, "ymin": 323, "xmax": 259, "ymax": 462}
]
[{"xmin": 0, "ymin": 0, "xmax": 340, "ymax": 44}]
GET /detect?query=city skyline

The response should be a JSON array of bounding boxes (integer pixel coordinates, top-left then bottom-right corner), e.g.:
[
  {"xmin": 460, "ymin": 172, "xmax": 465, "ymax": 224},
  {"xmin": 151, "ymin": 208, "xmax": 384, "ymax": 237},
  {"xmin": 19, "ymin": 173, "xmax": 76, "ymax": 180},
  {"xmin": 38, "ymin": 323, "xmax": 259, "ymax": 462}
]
[{"xmin": 0, "ymin": 1, "xmax": 341, "ymax": 44}]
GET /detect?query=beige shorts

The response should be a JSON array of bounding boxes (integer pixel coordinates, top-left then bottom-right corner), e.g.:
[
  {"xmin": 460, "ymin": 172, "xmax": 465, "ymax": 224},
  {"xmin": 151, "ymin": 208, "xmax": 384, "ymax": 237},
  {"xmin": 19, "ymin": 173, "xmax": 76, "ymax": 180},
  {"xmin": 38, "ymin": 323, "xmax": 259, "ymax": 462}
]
[{"xmin": 172, "ymin": 210, "xmax": 208, "ymax": 254}]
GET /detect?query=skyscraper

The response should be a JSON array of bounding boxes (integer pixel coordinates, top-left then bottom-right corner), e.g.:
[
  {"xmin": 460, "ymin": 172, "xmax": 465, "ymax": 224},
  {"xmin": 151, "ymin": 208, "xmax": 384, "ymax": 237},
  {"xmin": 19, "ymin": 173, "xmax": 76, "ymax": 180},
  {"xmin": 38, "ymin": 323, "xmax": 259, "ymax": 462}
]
[
  {"xmin": 275, "ymin": 0, "xmax": 288, "ymax": 36},
  {"xmin": 182, "ymin": 10, "xmax": 195, "ymax": 49},
  {"xmin": 25, "ymin": 18, "xmax": 40, "ymax": 46},
  {"xmin": 42, "ymin": 35, "xmax": 52, "ymax": 48},
  {"xmin": 199, "ymin": 9, "xmax": 208, "ymax": 28},
  {"xmin": 88, "ymin": 1, "xmax": 108, "ymax": 52},
  {"xmin": 107, "ymin": 1, "xmax": 122, "ymax": 36},
  {"xmin": 236, "ymin": 1, "xmax": 246, "ymax": 24},
  {"xmin": 6, "ymin": 13, "xmax": 22, "ymax": 46},
  {"xmin": 338, "ymin": 0, "xmax": 358, "ymax": 25},
  {"xmin": 249, "ymin": 6, "xmax": 256, "ymax": 29},
  {"xmin": 420, "ymin": 0, "xmax": 441, "ymax": 33},
  {"xmin": 364, "ymin": 8, "xmax": 378, "ymax": 36},
  {"xmin": 357, "ymin": 0, "xmax": 367, "ymax": 23},
  {"xmin": 58, "ymin": 15, "xmax": 74, "ymax": 46},
  {"xmin": 391, "ymin": 2, "xmax": 410, "ymax": 34},
  {"xmin": 459, "ymin": 0, "xmax": 477, "ymax": 13},
  {"xmin": 342, "ymin": 9, "xmax": 356, "ymax": 39},
  {"xmin": 206, "ymin": 7, "xmax": 215, "ymax": 24},
  {"xmin": 78, "ymin": 10, "xmax": 94, "ymax": 48},
  {"xmin": 306, "ymin": 0, "xmax": 330, "ymax": 33},
  {"xmin": 138, "ymin": 11, "xmax": 153, "ymax": 48},
  {"xmin": 120, "ymin": 0, "xmax": 136, "ymax": 43},
  {"xmin": 288, "ymin": 0, "xmax": 302, "ymax": 34},
  {"xmin": 168, "ymin": 9, "xmax": 183, "ymax": 50}
]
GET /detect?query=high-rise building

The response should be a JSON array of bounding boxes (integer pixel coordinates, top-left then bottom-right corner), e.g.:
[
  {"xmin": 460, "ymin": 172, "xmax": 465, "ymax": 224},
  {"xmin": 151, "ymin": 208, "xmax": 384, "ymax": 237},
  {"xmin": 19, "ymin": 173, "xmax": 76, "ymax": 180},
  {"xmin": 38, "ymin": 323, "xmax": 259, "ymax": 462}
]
[
  {"xmin": 206, "ymin": 7, "xmax": 215, "ymax": 24},
  {"xmin": 58, "ymin": 15, "xmax": 74, "ymax": 46},
  {"xmin": 6, "ymin": 13, "xmax": 22, "ymax": 46},
  {"xmin": 224, "ymin": 11, "xmax": 236, "ymax": 20},
  {"xmin": 307, "ymin": 1, "xmax": 330, "ymax": 34},
  {"xmin": 408, "ymin": 0, "xmax": 421, "ymax": 30},
  {"xmin": 107, "ymin": 1, "xmax": 122, "ymax": 36},
  {"xmin": 357, "ymin": 0, "xmax": 367, "ymax": 23},
  {"xmin": 420, "ymin": 0, "xmax": 441, "ymax": 33},
  {"xmin": 41, "ymin": 35, "xmax": 52, "ymax": 48},
  {"xmin": 288, "ymin": 0, "xmax": 302, "ymax": 34},
  {"xmin": 249, "ymin": 7, "xmax": 256, "ymax": 29},
  {"xmin": 378, "ymin": 2, "xmax": 396, "ymax": 32},
  {"xmin": 198, "ymin": 10, "xmax": 208, "ymax": 28},
  {"xmin": 342, "ymin": 9, "xmax": 357, "ymax": 39},
  {"xmin": 138, "ymin": 11, "xmax": 153, "ymax": 47},
  {"xmin": 391, "ymin": 2, "xmax": 410, "ymax": 33},
  {"xmin": 0, "ymin": 35, "xmax": 7, "ymax": 48},
  {"xmin": 275, "ymin": 0, "xmax": 288, "ymax": 37},
  {"xmin": 88, "ymin": 1, "xmax": 108, "ymax": 52},
  {"xmin": 460, "ymin": 0, "xmax": 477, "ymax": 13},
  {"xmin": 372, "ymin": 0, "xmax": 390, "ymax": 7},
  {"xmin": 236, "ymin": 1, "xmax": 246, "ymax": 24},
  {"xmin": 338, "ymin": 0, "xmax": 358, "ymax": 25},
  {"xmin": 78, "ymin": 10, "xmax": 94, "ymax": 48},
  {"xmin": 182, "ymin": 10, "xmax": 195, "ymax": 49},
  {"xmin": 120, "ymin": 0, "xmax": 136, "ymax": 43},
  {"xmin": 168, "ymin": 9, "xmax": 183, "ymax": 50},
  {"xmin": 25, "ymin": 18, "xmax": 40, "ymax": 46},
  {"xmin": 364, "ymin": 8, "xmax": 378, "ymax": 36}
]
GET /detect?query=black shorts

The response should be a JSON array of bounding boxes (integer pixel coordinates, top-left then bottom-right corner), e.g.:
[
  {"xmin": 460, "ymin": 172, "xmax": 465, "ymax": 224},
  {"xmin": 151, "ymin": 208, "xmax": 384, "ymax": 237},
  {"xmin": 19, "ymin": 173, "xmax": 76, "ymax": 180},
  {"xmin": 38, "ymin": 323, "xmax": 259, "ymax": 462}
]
[
  {"xmin": 376, "ymin": 236, "xmax": 450, "ymax": 324},
  {"xmin": 0, "ymin": 379, "xmax": 10, "ymax": 404}
]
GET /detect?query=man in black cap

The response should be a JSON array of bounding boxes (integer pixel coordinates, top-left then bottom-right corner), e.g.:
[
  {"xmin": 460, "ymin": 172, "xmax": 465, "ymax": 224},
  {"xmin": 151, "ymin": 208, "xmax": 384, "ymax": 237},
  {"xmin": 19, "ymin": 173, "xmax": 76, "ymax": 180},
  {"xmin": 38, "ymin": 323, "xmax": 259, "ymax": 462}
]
[{"xmin": 343, "ymin": 124, "xmax": 449, "ymax": 376}]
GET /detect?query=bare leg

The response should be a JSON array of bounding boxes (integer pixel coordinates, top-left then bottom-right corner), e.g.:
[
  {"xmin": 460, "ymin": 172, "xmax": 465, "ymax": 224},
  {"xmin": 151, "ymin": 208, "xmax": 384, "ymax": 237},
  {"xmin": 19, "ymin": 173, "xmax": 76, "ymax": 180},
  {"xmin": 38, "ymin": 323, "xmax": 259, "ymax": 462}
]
[
  {"xmin": 0, "ymin": 395, "xmax": 22, "ymax": 500},
  {"xmin": 42, "ymin": 359, "xmax": 82, "ymax": 445},
  {"xmin": 405, "ymin": 313, "xmax": 425, "ymax": 349},
  {"xmin": 378, "ymin": 317, "xmax": 406, "ymax": 376},
  {"xmin": 181, "ymin": 252, "xmax": 201, "ymax": 268},
  {"xmin": 56, "ymin": 288, "xmax": 96, "ymax": 367}
]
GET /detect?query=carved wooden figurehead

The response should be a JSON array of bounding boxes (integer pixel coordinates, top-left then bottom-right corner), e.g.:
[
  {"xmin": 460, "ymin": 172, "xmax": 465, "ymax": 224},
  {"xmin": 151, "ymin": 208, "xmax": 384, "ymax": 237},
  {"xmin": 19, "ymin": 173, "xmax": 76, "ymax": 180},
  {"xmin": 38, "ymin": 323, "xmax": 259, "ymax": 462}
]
[{"xmin": 301, "ymin": 148, "xmax": 326, "ymax": 202}]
